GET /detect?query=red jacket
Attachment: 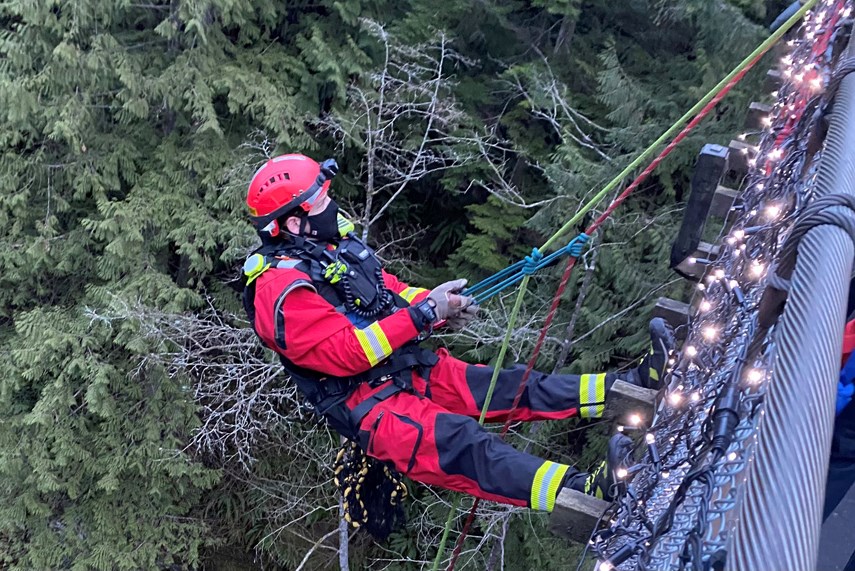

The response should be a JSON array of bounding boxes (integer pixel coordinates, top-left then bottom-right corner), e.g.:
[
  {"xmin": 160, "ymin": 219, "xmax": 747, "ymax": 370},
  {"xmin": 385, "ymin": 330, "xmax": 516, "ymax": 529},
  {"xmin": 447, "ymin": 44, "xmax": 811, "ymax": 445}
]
[{"xmin": 252, "ymin": 261, "xmax": 430, "ymax": 376}]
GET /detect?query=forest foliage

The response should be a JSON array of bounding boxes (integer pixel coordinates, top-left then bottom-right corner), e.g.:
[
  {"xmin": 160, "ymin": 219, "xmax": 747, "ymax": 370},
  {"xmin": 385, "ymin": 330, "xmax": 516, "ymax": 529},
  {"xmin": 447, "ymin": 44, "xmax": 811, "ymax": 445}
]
[{"xmin": 0, "ymin": 0, "xmax": 788, "ymax": 568}]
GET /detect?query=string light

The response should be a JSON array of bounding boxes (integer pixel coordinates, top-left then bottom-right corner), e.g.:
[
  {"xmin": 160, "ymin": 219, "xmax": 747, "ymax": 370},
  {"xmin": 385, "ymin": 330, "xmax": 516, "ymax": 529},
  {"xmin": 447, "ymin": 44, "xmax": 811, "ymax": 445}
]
[
  {"xmin": 594, "ymin": 11, "xmax": 845, "ymax": 565},
  {"xmin": 616, "ymin": 468, "xmax": 628, "ymax": 480},
  {"xmin": 766, "ymin": 204, "xmax": 782, "ymax": 219},
  {"xmin": 628, "ymin": 413, "xmax": 642, "ymax": 426},
  {"xmin": 747, "ymin": 369, "xmax": 765, "ymax": 384}
]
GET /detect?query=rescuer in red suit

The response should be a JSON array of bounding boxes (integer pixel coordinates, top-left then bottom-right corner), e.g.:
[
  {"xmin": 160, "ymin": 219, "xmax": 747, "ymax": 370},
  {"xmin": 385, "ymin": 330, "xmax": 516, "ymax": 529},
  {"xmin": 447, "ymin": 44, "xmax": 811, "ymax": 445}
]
[{"xmin": 242, "ymin": 154, "xmax": 674, "ymax": 511}]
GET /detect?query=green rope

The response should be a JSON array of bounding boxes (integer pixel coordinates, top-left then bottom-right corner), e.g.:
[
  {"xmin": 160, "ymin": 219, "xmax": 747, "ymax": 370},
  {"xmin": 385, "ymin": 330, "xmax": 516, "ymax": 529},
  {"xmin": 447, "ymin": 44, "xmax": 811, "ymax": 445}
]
[
  {"xmin": 541, "ymin": 0, "xmax": 819, "ymax": 252},
  {"xmin": 430, "ymin": 2, "xmax": 819, "ymax": 569}
]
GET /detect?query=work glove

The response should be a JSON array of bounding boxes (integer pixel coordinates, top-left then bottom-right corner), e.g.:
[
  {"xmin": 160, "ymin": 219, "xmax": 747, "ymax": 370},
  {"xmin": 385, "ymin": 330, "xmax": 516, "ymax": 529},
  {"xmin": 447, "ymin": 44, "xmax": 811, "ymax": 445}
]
[
  {"xmin": 445, "ymin": 303, "xmax": 480, "ymax": 331},
  {"xmin": 426, "ymin": 279, "xmax": 474, "ymax": 321}
]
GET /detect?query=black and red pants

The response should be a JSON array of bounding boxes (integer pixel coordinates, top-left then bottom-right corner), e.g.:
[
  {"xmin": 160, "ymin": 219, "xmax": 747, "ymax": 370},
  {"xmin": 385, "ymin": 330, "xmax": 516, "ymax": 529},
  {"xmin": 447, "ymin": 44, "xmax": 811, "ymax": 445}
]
[{"xmin": 344, "ymin": 348, "xmax": 616, "ymax": 511}]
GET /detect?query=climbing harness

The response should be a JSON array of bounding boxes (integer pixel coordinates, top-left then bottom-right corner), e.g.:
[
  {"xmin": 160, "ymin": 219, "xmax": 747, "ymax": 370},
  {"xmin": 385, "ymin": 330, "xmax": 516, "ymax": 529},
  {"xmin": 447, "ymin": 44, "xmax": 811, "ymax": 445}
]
[
  {"xmin": 244, "ymin": 229, "xmax": 439, "ymax": 540},
  {"xmin": 433, "ymin": 3, "xmax": 819, "ymax": 568}
]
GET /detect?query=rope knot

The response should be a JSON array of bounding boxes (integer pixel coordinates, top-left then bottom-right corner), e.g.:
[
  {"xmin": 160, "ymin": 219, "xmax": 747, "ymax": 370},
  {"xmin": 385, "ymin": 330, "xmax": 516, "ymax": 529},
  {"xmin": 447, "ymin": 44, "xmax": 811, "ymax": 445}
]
[{"xmin": 523, "ymin": 248, "xmax": 543, "ymax": 275}]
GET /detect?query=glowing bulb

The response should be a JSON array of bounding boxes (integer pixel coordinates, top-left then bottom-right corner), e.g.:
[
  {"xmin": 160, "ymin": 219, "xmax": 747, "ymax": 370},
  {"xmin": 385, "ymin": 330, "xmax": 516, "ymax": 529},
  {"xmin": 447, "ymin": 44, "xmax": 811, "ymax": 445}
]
[
  {"xmin": 728, "ymin": 452, "xmax": 738, "ymax": 462},
  {"xmin": 669, "ymin": 392, "xmax": 683, "ymax": 406},
  {"xmin": 661, "ymin": 471, "xmax": 671, "ymax": 478},
  {"xmin": 600, "ymin": 562, "xmax": 614, "ymax": 571},
  {"xmin": 726, "ymin": 236, "xmax": 737, "ymax": 246},
  {"xmin": 628, "ymin": 413, "xmax": 642, "ymax": 426},
  {"xmin": 794, "ymin": 73, "xmax": 804, "ymax": 83},
  {"xmin": 769, "ymin": 148, "xmax": 783, "ymax": 161},
  {"xmin": 762, "ymin": 116, "xmax": 772, "ymax": 128},
  {"xmin": 751, "ymin": 262, "xmax": 765, "ymax": 278},
  {"xmin": 714, "ymin": 269, "xmax": 725, "ymax": 280},
  {"xmin": 685, "ymin": 345, "xmax": 698, "ymax": 357},
  {"xmin": 702, "ymin": 326, "xmax": 719, "ymax": 342},
  {"xmin": 782, "ymin": 56, "xmax": 793, "ymax": 66},
  {"xmin": 733, "ymin": 229, "xmax": 745, "ymax": 240},
  {"xmin": 699, "ymin": 300, "xmax": 712, "ymax": 312},
  {"xmin": 766, "ymin": 204, "xmax": 782, "ymax": 219},
  {"xmin": 811, "ymin": 77, "xmax": 823, "ymax": 91},
  {"xmin": 645, "ymin": 433, "xmax": 656, "ymax": 445},
  {"xmin": 748, "ymin": 158, "xmax": 757, "ymax": 167},
  {"xmin": 729, "ymin": 279, "xmax": 740, "ymax": 290},
  {"xmin": 697, "ymin": 283, "xmax": 706, "ymax": 291},
  {"xmin": 691, "ymin": 392, "xmax": 701, "ymax": 403},
  {"xmin": 688, "ymin": 256, "xmax": 697, "ymax": 265},
  {"xmin": 616, "ymin": 468, "xmax": 628, "ymax": 479},
  {"xmin": 747, "ymin": 369, "xmax": 764, "ymax": 384}
]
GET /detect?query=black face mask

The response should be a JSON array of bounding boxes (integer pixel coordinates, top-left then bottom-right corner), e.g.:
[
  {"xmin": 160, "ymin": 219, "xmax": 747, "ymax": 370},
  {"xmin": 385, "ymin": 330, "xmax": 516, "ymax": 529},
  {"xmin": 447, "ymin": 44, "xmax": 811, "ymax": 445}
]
[{"xmin": 302, "ymin": 199, "xmax": 340, "ymax": 242}]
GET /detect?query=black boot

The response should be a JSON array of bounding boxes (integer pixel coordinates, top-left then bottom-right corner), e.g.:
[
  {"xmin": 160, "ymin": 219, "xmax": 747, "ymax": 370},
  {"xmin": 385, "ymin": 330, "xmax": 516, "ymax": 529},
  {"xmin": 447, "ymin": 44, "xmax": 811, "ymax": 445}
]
[
  {"xmin": 565, "ymin": 433, "xmax": 634, "ymax": 501},
  {"xmin": 627, "ymin": 318, "xmax": 675, "ymax": 390}
]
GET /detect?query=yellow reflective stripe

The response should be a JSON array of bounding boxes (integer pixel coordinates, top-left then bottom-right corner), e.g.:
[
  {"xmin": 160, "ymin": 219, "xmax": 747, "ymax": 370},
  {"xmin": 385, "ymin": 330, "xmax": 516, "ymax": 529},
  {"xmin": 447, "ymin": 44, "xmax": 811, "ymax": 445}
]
[
  {"xmin": 579, "ymin": 373, "xmax": 607, "ymax": 418},
  {"xmin": 579, "ymin": 374, "xmax": 594, "ymax": 418},
  {"xmin": 530, "ymin": 461, "xmax": 570, "ymax": 512},
  {"xmin": 594, "ymin": 373, "xmax": 606, "ymax": 418},
  {"xmin": 353, "ymin": 322, "xmax": 394, "ymax": 366},
  {"xmin": 649, "ymin": 367, "xmax": 659, "ymax": 381},
  {"xmin": 399, "ymin": 287, "xmax": 428, "ymax": 303}
]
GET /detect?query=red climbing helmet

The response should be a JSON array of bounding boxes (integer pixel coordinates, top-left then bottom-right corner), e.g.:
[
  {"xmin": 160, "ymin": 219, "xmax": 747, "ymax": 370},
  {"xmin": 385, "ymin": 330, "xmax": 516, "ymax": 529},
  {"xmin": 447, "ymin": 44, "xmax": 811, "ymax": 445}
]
[{"xmin": 246, "ymin": 154, "xmax": 338, "ymax": 234}]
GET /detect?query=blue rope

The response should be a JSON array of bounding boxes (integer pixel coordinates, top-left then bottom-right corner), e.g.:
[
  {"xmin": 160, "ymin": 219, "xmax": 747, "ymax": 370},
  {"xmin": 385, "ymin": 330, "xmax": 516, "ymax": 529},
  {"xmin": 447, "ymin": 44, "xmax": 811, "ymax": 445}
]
[{"xmin": 466, "ymin": 233, "xmax": 589, "ymax": 304}]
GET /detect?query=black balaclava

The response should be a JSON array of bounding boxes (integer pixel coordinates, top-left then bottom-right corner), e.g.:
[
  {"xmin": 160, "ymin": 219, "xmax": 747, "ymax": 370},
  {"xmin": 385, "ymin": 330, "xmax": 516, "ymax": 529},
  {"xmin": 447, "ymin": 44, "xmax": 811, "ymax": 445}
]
[{"xmin": 300, "ymin": 199, "xmax": 341, "ymax": 242}]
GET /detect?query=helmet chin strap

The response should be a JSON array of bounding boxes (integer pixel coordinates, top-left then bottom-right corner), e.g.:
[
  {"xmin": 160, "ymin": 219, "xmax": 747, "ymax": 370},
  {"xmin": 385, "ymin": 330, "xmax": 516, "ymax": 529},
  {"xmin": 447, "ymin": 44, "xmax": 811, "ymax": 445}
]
[{"xmin": 298, "ymin": 214, "xmax": 313, "ymax": 238}]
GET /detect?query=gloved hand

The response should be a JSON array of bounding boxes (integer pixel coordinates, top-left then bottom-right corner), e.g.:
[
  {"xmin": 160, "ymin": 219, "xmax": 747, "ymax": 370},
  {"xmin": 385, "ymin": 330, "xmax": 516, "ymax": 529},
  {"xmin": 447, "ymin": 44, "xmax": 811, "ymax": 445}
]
[
  {"xmin": 445, "ymin": 303, "xmax": 480, "ymax": 330},
  {"xmin": 426, "ymin": 279, "xmax": 474, "ymax": 321},
  {"xmin": 837, "ymin": 380, "xmax": 854, "ymax": 416}
]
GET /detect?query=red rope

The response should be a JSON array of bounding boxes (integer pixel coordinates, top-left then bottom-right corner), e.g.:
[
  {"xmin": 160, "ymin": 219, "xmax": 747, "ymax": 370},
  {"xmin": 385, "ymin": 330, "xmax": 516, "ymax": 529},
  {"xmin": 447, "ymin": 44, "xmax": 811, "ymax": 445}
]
[{"xmin": 445, "ymin": 39, "xmax": 774, "ymax": 571}]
